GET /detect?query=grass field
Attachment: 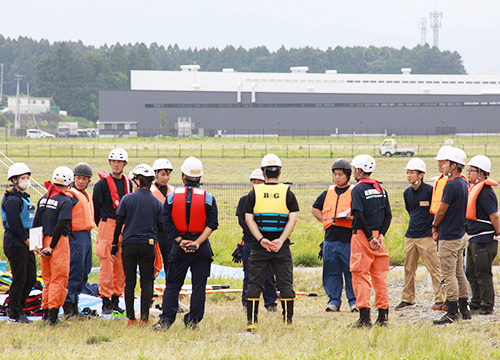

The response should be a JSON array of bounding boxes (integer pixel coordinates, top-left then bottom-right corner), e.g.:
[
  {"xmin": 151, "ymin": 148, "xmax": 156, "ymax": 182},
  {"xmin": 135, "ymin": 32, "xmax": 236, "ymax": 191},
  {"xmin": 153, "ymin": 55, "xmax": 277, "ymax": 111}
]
[{"xmin": 2, "ymin": 135, "xmax": 500, "ymax": 359}]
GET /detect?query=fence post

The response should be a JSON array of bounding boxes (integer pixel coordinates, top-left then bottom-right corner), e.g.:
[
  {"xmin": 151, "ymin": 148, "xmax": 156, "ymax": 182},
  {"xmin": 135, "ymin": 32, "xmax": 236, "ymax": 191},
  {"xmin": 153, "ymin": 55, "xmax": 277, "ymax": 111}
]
[
  {"xmin": 222, "ymin": 145, "xmax": 224, "ymax": 158},
  {"xmin": 485, "ymin": 143, "xmax": 487, "ymax": 156},
  {"xmin": 373, "ymin": 144, "xmax": 376, "ymax": 157},
  {"xmin": 49, "ymin": 145, "xmax": 52, "ymax": 158},
  {"xmin": 71, "ymin": 145, "xmax": 73, "ymax": 158},
  {"xmin": 136, "ymin": 145, "xmax": 138, "ymax": 158},
  {"xmin": 157, "ymin": 145, "xmax": 159, "ymax": 158},
  {"xmin": 243, "ymin": 145, "xmax": 246, "ymax": 158},
  {"xmin": 330, "ymin": 144, "xmax": 332, "ymax": 158},
  {"xmin": 28, "ymin": 144, "xmax": 30, "ymax": 157},
  {"xmin": 351, "ymin": 144, "xmax": 353, "ymax": 158},
  {"xmin": 308, "ymin": 145, "xmax": 310, "ymax": 158},
  {"xmin": 200, "ymin": 144, "xmax": 202, "ymax": 158},
  {"xmin": 178, "ymin": 145, "xmax": 181, "ymax": 158},
  {"xmin": 93, "ymin": 145, "xmax": 95, "ymax": 158},
  {"xmin": 287, "ymin": 145, "xmax": 289, "ymax": 158}
]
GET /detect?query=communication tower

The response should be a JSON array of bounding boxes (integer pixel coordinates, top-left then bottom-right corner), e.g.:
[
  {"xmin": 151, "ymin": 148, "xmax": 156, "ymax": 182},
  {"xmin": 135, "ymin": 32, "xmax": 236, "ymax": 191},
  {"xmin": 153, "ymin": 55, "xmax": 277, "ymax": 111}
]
[
  {"xmin": 419, "ymin": 17, "xmax": 427, "ymax": 45},
  {"xmin": 429, "ymin": 11, "xmax": 443, "ymax": 48}
]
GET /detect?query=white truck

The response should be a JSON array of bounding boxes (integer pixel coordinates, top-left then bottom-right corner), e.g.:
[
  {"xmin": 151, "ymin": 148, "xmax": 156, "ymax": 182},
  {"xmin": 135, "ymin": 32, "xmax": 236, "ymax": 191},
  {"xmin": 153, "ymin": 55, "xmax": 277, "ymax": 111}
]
[
  {"xmin": 379, "ymin": 139, "xmax": 415, "ymax": 157},
  {"xmin": 57, "ymin": 122, "xmax": 79, "ymax": 138}
]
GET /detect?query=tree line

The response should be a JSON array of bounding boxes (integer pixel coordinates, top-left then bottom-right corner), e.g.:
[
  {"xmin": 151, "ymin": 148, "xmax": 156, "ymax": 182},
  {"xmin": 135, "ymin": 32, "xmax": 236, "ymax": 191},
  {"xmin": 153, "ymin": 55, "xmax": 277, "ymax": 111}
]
[{"xmin": 0, "ymin": 35, "xmax": 466, "ymax": 121}]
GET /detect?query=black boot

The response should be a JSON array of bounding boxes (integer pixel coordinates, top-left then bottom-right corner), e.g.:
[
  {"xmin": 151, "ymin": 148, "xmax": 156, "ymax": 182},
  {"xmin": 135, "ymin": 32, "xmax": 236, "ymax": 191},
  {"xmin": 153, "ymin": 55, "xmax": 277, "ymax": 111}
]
[
  {"xmin": 375, "ymin": 308, "xmax": 389, "ymax": 327},
  {"xmin": 111, "ymin": 295, "xmax": 125, "ymax": 314},
  {"xmin": 48, "ymin": 308, "xmax": 59, "ymax": 326},
  {"xmin": 102, "ymin": 297, "xmax": 113, "ymax": 314},
  {"xmin": 433, "ymin": 300, "xmax": 460, "ymax": 325},
  {"xmin": 42, "ymin": 308, "xmax": 49, "ymax": 322},
  {"xmin": 281, "ymin": 299, "xmax": 294, "ymax": 328},
  {"xmin": 350, "ymin": 308, "xmax": 372, "ymax": 328},
  {"xmin": 459, "ymin": 298, "xmax": 471, "ymax": 320},
  {"xmin": 246, "ymin": 299, "xmax": 259, "ymax": 332},
  {"xmin": 63, "ymin": 302, "xmax": 75, "ymax": 319}
]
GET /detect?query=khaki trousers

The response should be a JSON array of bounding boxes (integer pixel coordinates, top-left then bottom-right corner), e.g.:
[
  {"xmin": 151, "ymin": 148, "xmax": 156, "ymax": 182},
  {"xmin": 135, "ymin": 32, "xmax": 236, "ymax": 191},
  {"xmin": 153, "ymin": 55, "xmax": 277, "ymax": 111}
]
[
  {"xmin": 402, "ymin": 237, "xmax": 446, "ymax": 304},
  {"xmin": 438, "ymin": 235, "xmax": 469, "ymax": 302}
]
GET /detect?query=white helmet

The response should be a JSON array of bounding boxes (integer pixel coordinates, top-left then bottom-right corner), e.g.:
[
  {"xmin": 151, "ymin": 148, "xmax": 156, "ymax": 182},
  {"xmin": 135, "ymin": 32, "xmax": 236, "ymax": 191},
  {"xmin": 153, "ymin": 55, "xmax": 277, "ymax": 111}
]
[
  {"xmin": 152, "ymin": 158, "xmax": 173, "ymax": 171},
  {"xmin": 405, "ymin": 158, "xmax": 426, "ymax": 173},
  {"xmin": 434, "ymin": 145, "xmax": 453, "ymax": 160},
  {"xmin": 128, "ymin": 170, "xmax": 136, "ymax": 180},
  {"xmin": 261, "ymin": 154, "xmax": 282, "ymax": 168},
  {"xmin": 132, "ymin": 163, "xmax": 155, "ymax": 178},
  {"xmin": 52, "ymin": 166, "xmax": 74, "ymax": 186},
  {"xmin": 181, "ymin": 156, "xmax": 203, "ymax": 177},
  {"xmin": 351, "ymin": 154, "xmax": 376, "ymax": 173},
  {"xmin": 250, "ymin": 168, "xmax": 265, "ymax": 181},
  {"xmin": 444, "ymin": 147, "xmax": 467, "ymax": 166},
  {"xmin": 467, "ymin": 155, "xmax": 491, "ymax": 173},
  {"xmin": 8, "ymin": 163, "xmax": 31, "ymax": 181},
  {"xmin": 108, "ymin": 148, "xmax": 128, "ymax": 162}
]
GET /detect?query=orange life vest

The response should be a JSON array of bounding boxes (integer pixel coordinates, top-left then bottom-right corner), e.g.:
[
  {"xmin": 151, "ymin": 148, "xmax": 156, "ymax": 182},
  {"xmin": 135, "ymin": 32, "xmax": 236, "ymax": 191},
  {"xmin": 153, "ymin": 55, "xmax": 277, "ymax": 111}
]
[
  {"xmin": 322, "ymin": 184, "xmax": 353, "ymax": 229},
  {"xmin": 151, "ymin": 184, "xmax": 174, "ymax": 204},
  {"xmin": 466, "ymin": 179, "xmax": 498, "ymax": 221},
  {"xmin": 153, "ymin": 242, "xmax": 163, "ymax": 278},
  {"xmin": 98, "ymin": 172, "xmax": 131, "ymax": 209},
  {"xmin": 69, "ymin": 187, "xmax": 94, "ymax": 231},
  {"xmin": 171, "ymin": 187, "xmax": 207, "ymax": 235},
  {"xmin": 431, "ymin": 174, "xmax": 468, "ymax": 214}
]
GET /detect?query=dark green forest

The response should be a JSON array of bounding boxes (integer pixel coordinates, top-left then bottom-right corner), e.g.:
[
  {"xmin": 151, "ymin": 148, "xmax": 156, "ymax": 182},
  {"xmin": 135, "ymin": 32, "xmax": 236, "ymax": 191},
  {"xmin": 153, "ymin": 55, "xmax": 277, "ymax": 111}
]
[{"xmin": 0, "ymin": 35, "xmax": 466, "ymax": 120}]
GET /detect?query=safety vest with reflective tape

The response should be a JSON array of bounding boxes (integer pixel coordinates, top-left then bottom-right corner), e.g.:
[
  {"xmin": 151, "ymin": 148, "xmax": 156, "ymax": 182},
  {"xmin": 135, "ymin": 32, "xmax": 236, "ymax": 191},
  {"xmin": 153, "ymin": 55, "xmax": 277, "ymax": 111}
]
[
  {"xmin": 253, "ymin": 183, "xmax": 290, "ymax": 233},
  {"xmin": 69, "ymin": 187, "xmax": 94, "ymax": 231},
  {"xmin": 322, "ymin": 184, "xmax": 353, "ymax": 230},
  {"xmin": 431, "ymin": 174, "xmax": 468, "ymax": 214},
  {"xmin": 466, "ymin": 179, "xmax": 498, "ymax": 221},
  {"xmin": 98, "ymin": 172, "xmax": 131, "ymax": 209},
  {"xmin": 1, "ymin": 194, "xmax": 35, "ymax": 230},
  {"xmin": 151, "ymin": 184, "xmax": 174, "ymax": 204},
  {"xmin": 171, "ymin": 187, "xmax": 207, "ymax": 234}
]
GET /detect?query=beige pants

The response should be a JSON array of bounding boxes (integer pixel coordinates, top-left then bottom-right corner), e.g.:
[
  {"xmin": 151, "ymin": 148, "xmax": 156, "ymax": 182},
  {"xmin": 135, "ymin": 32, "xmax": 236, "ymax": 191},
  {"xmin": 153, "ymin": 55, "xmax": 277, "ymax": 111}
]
[
  {"xmin": 438, "ymin": 235, "xmax": 469, "ymax": 302},
  {"xmin": 402, "ymin": 237, "xmax": 446, "ymax": 304}
]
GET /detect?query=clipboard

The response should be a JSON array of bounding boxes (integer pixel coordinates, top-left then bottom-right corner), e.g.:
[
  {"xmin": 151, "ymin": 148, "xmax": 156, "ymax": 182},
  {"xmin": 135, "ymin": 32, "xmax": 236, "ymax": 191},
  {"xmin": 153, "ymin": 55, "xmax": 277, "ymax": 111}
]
[{"xmin": 29, "ymin": 226, "xmax": 43, "ymax": 251}]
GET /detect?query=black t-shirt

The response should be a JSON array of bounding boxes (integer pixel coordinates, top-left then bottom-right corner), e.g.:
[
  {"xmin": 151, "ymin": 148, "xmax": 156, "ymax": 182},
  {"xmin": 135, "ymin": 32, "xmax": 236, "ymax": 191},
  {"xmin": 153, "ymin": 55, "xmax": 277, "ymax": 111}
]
[
  {"xmin": 466, "ymin": 185, "xmax": 498, "ymax": 243},
  {"xmin": 236, "ymin": 194, "xmax": 253, "ymax": 242},
  {"xmin": 244, "ymin": 183, "xmax": 299, "ymax": 240},
  {"xmin": 351, "ymin": 182, "xmax": 391, "ymax": 231},
  {"xmin": 404, "ymin": 182, "xmax": 434, "ymax": 238},
  {"xmin": 93, "ymin": 176, "xmax": 131, "ymax": 220},
  {"xmin": 439, "ymin": 176, "xmax": 468, "ymax": 240},
  {"xmin": 312, "ymin": 187, "xmax": 352, "ymax": 243},
  {"xmin": 35, "ymin": 193, "xmax": 73, "ymax": 236}
]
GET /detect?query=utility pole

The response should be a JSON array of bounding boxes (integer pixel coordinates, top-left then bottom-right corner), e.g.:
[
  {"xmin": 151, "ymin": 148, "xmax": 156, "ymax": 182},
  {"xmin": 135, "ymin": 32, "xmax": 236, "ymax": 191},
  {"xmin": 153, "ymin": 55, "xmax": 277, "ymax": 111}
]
[
  {"xmin": 15, "ymin": 74, "xmax": 22, "ymax": 131},
  {"xmin": 0, "ymin": 64, "xmax": 3, "ymax": 103},
  {"xmin": 429, "ymin": 11, "xmax": 443, "ymax": 48}
]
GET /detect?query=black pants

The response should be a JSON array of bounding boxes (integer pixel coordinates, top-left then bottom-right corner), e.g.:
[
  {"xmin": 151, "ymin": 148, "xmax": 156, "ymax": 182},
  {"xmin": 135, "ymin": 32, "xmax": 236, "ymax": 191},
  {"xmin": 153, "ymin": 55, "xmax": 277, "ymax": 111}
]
[
  {"xmin": 4, "ymin": 246, "xmax": 37, "ymax": 318},
  {"xmin": 465, "ymin": 240, "xmax": 498, "ymax": 310},
  {"xmin": 247, "ymin": 241, "xmax": 295, "ymax": 300},
  {"xmin": 121, "ymin": 242, "xmax": 155, "ymax": 321}
]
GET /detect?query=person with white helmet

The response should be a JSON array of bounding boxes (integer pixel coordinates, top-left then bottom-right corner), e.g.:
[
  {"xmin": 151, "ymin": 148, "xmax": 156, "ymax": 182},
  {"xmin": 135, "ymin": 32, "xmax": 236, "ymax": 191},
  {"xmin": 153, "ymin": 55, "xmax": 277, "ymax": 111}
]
[
  {"xmin": 244, "ymin": 154, "xmax": 299, "ymax": 331},
  {"xmin": 92, "ymin": 148, "xmax": 132, "ymax": 314},
  {"xmin": 432, "ymin": 147, "xmax": 470, "ymax": 325},
  {"xmin": 33, "ymin": 166, "xmax": 75, "ymax": 325},
  {"xmin": 151, "ymin": 158, "xmax": 175, "ymax": 265},
  {"xmin": 110, "ymin": 164, "xmax": 165, "ymax": 325},
  {"xmin": 430, "ymin": 145, "xmax": 453, "ymax": 215},
  {"xmin": 236, "ymin": 168, "xmax": 277, "ymax": 312},
  {"xmin": 63, "ymin": 162, "xmax": 95, "ymax": 319},
  {"xmin": 349, "ymin": 154, "xmax": 392, "ymax": 328},
  {"xmin": 154, "ymin": 156, "xmax": 218, "ymax": 330},
  {"xmin": 311, "ymin": 158, "xmax": 357, "ymax": 313},
  {"xmin": 464, "ymin": 155, "xmax": 500, "ymax": 315},
  {"xmin": 394, "ymin": 158, "xmax": 445, "ymax": 312},
  {"xmin": 1, "ymin": 163, "xmax": 36, "ymax": 324}
]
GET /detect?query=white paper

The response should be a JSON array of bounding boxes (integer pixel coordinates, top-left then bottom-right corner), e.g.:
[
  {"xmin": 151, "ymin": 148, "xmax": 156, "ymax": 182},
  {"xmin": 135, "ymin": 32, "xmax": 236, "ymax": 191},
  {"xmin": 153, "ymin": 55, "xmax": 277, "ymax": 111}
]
[{"xmin": 29, "ymin": 226, "xmax": 43, "ymax": 251}]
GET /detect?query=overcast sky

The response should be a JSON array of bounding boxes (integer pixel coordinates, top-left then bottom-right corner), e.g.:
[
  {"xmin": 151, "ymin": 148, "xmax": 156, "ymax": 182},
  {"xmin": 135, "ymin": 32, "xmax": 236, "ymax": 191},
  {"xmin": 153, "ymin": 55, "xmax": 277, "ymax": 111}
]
[{"xmin": 3, "ymin": 0, "xmax": 500, "ymax": 74}]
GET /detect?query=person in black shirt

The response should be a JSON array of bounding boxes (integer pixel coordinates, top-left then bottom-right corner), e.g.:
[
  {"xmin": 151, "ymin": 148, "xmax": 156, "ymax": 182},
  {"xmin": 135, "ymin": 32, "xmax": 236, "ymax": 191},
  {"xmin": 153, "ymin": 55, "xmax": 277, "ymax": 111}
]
[{"xmin": 395, "ymin": 158, "xmax": 445, "ymax": 312}]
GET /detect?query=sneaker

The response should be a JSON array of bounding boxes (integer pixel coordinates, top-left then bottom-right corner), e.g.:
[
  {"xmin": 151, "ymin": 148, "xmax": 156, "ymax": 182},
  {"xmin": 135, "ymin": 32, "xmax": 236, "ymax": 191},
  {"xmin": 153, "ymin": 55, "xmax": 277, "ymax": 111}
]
[
  {"xmin": 480, "ymin": 307, "xmax": 494, "ymax": 315},
  {"xmin": 350, "ymin": 304, "xmax": 359, "ymax": 313},
  {"xmin": 431, "ymin": 302, "xmax": 446, "ymax": 311},
  {"xmin": 18, "ymin": 313, "xmax": 31, "ymax": 324},
  {"xmin": 246, "ymin": 323, "xmax": 258, "ymax": 332},
  {"xmin": 127, "ymin": 319, "xmax": 138, "ymax": 326},
  {"xmin": 265, "ymin": 304, "xmax": 278, "ymax": 312},
  {"xmin": 325, "ymin": 304, "xmax": 340, "ymax": 312},
  {"xmin": 394, "ymin": 301, "xmax": 415, "ymax": 311},
  {"xmin": 433, "ymin": 312, "xmax": 460, "ymax": 325},
  {"xmin": 152, "ymin": 319, "xmax": 171, "ymax": 331}
]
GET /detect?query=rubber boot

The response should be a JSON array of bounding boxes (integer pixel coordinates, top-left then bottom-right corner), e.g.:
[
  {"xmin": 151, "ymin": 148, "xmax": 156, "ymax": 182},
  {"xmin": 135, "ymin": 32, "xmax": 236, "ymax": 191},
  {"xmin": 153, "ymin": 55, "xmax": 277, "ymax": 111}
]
[
  {"xmin": 433, "ymin": 300, "xmax": 460, "ymax": 325},
  {"xmin": 48, "ymin": 308, "xmax": 59, "ymax": 326},
  {"xmin": 246, "ymin": 298, "xmax": 259, "ymax": 332},
  {"xmin": 459, "ymin": 298, "xmax": 471, "ymax": 320},
  {"xmin": 101, "ymin": 297, "xmax": 113, "ymax": 314},
  {"xmin": 375, "ymin": 308, "xmax": 389, "ymax": 327},
  {"xmin": 281, "ymin": 299, "xmax": 294, "ymax": 329},
  {"xmin": 111, "ymin": 295, "xmax": 125, "ymax": 314},
  {"xmin": 63, "ymin": 302, "xmax": 75, "ymax": 319},
  {"xmin": 350, "ymin": 308, "xmax": 372, "ymax": 328},
  {"xmin": 42, "ymin": 308, "xmax": 49, "ymax": 322}
]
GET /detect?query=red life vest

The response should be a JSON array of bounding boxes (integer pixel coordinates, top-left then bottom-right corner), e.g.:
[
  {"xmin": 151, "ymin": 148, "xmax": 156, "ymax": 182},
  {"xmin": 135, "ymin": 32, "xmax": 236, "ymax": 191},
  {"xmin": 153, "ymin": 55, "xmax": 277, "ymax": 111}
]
[
  {"xmin": 98, "ymin": 172, "xmax": 131, "ymax": 209},
  {"xmin": 44, "ymin": 181, "xmax": 72, "ymax": 199},
  {"xmin": 466, "ymin": 179, "xmax": 498, "ymax": 221},
  {"xmin": 357, "ymin": 178, "xmax": 384, "ymax": 194},
  {"xmin": 171, "ymin": 187, "xmax": 207, "ymax": 235},
  {"xmin": 68, "ymin": 187, "xmax": 94, "ymax": 231},
  {"xmin": 322, "ymin": 184, "xmax": 353, "ymax": 229},
  {"xmin": 151, "ymin": 184, "xmax": 174, "ymax": 204}
]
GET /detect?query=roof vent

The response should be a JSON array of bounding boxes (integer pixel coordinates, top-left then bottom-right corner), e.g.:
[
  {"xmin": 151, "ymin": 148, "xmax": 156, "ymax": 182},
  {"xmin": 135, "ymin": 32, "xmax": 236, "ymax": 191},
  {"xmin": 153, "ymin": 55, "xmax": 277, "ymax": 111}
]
[
  {"xmin": 325, "ymin": 70, "xmax": 338, "ymax": 74},
  {"xmin": 290, "ymin": 66, "xmax": 309, "ymax": 74},
  {"xmin": 180, "ymin": 65, "xmax": 201, "ymax": 72},
  {"xmin": 401, "ymin": 68, "xmax": 412, "ymax": 75},
  {"xmin": 222, "ymin": 68, "xmax": 235, "ymax": 73}
]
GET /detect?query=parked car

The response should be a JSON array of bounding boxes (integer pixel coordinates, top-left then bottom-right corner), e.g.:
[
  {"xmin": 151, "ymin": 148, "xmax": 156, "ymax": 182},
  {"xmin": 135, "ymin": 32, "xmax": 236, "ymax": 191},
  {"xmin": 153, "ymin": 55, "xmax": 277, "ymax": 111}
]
[{"xmin": 26, "ymin": 129, "xmax": 55, "ymax": 139}]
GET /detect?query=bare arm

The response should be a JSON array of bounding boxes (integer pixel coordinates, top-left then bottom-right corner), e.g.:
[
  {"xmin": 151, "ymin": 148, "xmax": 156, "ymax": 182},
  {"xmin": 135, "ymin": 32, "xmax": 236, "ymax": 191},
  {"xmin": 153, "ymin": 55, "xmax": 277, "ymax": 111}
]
[
  {"xmin": 311, "ymin": 208, "xmax": 323, "ymax": 223},
  {"xmin": 489, "ymin": 211, "xmax": 500, "ymax": 234}
]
